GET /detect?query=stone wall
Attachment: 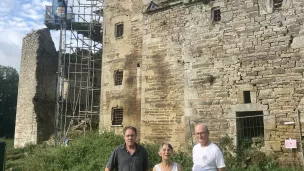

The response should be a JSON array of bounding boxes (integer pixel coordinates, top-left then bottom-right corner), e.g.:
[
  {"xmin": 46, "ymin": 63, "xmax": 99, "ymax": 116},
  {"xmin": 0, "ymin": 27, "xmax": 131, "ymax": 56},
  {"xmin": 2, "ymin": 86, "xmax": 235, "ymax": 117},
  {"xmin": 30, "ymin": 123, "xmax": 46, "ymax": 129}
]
[
  {"xmin": 142, "ymin": 0, "xmax": 304, "ymax": 161},
  {"xmin": 100, "ymin": 0, "xmax": 145, "ymax": 136},
  {"xmin": 101, "ymin": 0, "xmax": 304, "ymax": 161},
  {"xmin": 141, "ymin": 5, "xmax": 186, "ymax": 149},
  {"xmin": 14, "ymin": 28, "xmax": 57, "ymax": 147}
]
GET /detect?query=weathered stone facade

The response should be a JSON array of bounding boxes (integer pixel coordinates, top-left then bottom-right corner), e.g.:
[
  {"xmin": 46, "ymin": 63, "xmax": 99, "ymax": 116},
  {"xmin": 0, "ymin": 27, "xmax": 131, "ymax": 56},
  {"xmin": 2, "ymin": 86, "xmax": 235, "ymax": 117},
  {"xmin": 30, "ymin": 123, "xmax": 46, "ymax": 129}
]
[
  {"xmin": 100, "ymin": 0, "xmax": 145, "ymax": 136},
  {"xmin": 14, "ymin": 29, "xmax": 57, "ymax": 147},
  {"xmin": 101, "ymin": 0, "xmax": 304, "ymax": 162}
]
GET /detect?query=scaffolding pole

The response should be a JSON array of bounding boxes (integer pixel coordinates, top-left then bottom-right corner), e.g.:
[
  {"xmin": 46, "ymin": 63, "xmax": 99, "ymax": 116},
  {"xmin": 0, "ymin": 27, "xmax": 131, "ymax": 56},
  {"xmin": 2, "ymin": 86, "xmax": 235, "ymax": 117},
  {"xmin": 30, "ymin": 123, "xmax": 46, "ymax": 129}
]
[{"xmin": 47, "ymin": 0, "xmax": 103, "ymax": 145}]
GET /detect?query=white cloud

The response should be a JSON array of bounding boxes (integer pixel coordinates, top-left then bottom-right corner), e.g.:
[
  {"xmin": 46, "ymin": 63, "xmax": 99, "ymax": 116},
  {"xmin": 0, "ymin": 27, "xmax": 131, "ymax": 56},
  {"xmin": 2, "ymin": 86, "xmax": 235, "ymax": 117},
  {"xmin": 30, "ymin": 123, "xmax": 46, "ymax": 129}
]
[
  {"xmin": 0, "ymin": 0, "xmax": 54, "ymax": 72},
  {"xmin": 8, "ymin": 20, "xmax": 28, "ymax": 28},
  {"xmin": 20, "ymin": 10, "xmax": 43, "ymax": 20},
  {"xmin": 0, "ymin": 0, "xmax": 17, "ymax": 13},
  {"xmin": 0, "ymin": 41, "xmax": 22, "ymax": 70},
  {"xmin": 28, "ymin": 21, "xmax": 46, "ymax": 30},
  {"xmin": 1, "ymin": 30, "xmax": 24, "ymax": 48},
  {"xmin": 21, "ymin": 3, "xmax": 31, "ymax": 10},
  {"xmin": 12, "ymin": 17, "xmax": 24, "ymax": 22}
]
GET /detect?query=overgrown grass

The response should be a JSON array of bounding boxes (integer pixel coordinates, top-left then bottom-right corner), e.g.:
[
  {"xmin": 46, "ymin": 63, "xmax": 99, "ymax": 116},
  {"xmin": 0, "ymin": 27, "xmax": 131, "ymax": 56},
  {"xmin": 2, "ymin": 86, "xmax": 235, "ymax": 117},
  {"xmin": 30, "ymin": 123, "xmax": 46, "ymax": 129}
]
[
  {"xmin": 1, "ymin": 133, "xmax": 303, "ymax": 171},
  {"xmin": 5, "ymin": 132, "xmax": 124, "ymax": 171},
  {"xmin": 2, "ymin": 132, "xmax": 192, "ymax": 171}
]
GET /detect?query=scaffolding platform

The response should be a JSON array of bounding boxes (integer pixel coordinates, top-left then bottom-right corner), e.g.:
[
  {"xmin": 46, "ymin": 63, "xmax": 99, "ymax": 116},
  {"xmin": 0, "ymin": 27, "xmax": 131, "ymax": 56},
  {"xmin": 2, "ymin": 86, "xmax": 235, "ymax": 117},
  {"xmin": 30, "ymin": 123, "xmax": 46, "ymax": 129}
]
[{"xmin": 44, "ymin": 6, "xmax": 103, "ymax": 43}]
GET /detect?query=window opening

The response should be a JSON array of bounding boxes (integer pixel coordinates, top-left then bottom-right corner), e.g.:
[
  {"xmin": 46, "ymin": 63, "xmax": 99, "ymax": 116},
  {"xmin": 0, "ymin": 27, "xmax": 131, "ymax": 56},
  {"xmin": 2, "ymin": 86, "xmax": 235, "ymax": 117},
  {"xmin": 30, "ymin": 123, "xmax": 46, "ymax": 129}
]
[
  {"xmin": 114, "ymin": 70, "xmax": 123, "ymax": 85},
  {"xmin": 273, "ymin": 0, "xmax": 283, "ymax": 11},
  {"xmin": 112, "ymin": 108, "xmax": 123, "ymax": 125},
  {"xmin": 212, "ymin": 7, "xmax": 221, "ymax": 22},
  {"xmin": 115, "ymin": 23, "xmax": 124, "ymax": 38},
  {"xmin": 243, "ymin": 91, "xmax": 251, "ymax": 103},
  {"xmin": 236, "ymin": 111, "xmax": 264, "ymax": 150}
]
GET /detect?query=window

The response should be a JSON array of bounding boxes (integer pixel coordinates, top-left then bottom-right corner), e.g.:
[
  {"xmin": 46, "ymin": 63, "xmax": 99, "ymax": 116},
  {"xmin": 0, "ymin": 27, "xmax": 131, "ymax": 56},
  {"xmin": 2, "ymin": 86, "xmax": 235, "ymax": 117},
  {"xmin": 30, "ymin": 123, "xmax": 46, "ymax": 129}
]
[
  {"xmin": 115, "ymin": 23, "xmax": 124, "ymax": 38},
  {"xmin": 236, "ymin": 111, "xmax": 264, "ymax": 149},
  {"xmin": 273, "ymin": 0, "xmax": 283, "ymax": 11},
  {"xmin": 211, "ymin": 7, "xmax": 221, "ymax": 22},
  {"xmin": 112, "ymin": 108, "xmax": 123, "ymax": 125},
  {"xmin": 114, "ymin": 70, "xmax": 123, "ymax": 85},
  {"xmin": 243, "ymin": 91, "xmax": 251, "ymax": 103}
]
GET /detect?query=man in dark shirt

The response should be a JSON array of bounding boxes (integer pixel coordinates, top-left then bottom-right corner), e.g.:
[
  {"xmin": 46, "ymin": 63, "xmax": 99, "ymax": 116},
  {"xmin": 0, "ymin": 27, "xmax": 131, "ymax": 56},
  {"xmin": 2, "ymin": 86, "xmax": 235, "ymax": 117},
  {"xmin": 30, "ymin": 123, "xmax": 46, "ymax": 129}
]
[{"xmin": 105, "ymin": 126, "xmax": 150, "ymax": 171}]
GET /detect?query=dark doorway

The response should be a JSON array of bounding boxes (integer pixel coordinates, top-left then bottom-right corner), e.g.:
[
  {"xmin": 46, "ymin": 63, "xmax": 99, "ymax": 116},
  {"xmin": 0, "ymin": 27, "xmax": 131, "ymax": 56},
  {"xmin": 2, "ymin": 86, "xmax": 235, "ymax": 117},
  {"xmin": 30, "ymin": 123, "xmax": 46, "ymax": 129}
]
[{"xmin": 236, "ymin": 111, "xmax": 264, "ymax": 149}]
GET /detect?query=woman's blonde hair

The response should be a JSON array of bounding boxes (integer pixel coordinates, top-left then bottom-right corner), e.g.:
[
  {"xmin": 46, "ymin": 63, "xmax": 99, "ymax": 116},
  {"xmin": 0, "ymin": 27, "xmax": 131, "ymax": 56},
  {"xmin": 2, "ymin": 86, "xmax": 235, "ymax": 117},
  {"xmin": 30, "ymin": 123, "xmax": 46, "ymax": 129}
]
[{"xmin": 159, "ymin": 143, "xmax": 173, "ymax": 151}]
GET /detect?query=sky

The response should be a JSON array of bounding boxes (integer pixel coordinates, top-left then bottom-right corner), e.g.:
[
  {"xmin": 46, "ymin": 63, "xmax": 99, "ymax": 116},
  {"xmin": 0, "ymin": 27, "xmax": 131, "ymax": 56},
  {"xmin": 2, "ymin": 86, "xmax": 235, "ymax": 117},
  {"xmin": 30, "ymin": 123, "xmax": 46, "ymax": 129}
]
[{"xmin": 0, "ymin": 0, "xmax": 60, "ymax": 72}]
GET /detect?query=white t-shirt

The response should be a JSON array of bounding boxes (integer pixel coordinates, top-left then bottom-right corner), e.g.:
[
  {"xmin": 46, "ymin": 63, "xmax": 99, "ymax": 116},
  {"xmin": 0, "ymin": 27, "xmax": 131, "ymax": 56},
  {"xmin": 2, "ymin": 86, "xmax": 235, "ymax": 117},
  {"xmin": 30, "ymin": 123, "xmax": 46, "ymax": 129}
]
[
  {"xmin": 192, "ymin": 142, "xmax": 226, "ymax": 171},
  {"xmin": 155, "ymin": 162, "xmax": 178, "ymax": 171}
]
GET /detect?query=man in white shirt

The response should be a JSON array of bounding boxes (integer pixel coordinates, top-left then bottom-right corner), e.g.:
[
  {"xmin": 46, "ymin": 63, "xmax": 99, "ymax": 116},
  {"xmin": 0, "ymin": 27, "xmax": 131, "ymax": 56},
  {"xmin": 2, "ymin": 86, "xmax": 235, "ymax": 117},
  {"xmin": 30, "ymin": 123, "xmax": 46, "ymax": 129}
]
[{"xmin": 192, "ymin": 123, "xmax": 226, "ymax": 171}]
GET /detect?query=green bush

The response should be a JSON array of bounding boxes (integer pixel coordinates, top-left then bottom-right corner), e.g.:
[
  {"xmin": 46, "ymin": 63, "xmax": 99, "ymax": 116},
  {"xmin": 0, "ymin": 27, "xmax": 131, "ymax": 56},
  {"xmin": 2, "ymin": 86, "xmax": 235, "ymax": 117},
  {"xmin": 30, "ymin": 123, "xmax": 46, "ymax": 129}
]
[
  {"xmin": 218, "ymin": 135, "xmax": 279, "ymax": 170},
  {"xmin": 5, "ymin": 132, "xmax": 123, "ymax": 171},
  {"xmin": 5, "ymin": 132, "xmax": 192, "ymax": 171},
  {"xmin": 22, "ymin": 131, "xmax": 124, "ymax": 171},
  {"xmin": 217, "ymin": 135, "xmax": 304, "ymax": 171},
  {"xmin": 4, "ymin": 133, "xmax": 303, "ymax": 171}
]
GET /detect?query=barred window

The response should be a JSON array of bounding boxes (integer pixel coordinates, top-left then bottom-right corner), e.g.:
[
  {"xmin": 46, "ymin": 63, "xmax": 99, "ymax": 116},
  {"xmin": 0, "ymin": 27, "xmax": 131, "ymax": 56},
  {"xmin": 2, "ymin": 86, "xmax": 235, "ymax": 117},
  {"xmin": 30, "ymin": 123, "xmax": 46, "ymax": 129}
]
[
  {"xmin": 236, "ymin": 111, "xmax": 264, "ymax": 149},
  {"xmin": 212, "ymin": 7, "xmax": 221, "ymax": 22},
  {"xmin": 273, "ymin": 0, "xmax": 283, "ymax": 11},
  {"xmin": 114, "ymin": 70, "xmax": 123, "ymax": 85},
  {"xmin": 115, "ymin": 23, "xmax": 124, "ymax": 38},
  {"xmin": 112, "ymin": 108, "xmax": 123, "ymax": 125}
]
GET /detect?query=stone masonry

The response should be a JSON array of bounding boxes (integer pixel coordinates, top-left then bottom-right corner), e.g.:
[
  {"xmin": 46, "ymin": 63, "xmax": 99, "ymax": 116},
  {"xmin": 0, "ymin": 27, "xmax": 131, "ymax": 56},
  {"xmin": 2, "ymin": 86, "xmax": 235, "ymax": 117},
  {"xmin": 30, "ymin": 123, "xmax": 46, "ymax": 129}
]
[
  {"xmin": 14, "ymin": 29, "xmax": 57, "ymax": 148},
  {"xmin": 101, "ymin": 0, "xmax": 304, "ymax": 163},
  {"xmin": 99, "ymin": 0, "xmax": 145, "ymax": 137}
]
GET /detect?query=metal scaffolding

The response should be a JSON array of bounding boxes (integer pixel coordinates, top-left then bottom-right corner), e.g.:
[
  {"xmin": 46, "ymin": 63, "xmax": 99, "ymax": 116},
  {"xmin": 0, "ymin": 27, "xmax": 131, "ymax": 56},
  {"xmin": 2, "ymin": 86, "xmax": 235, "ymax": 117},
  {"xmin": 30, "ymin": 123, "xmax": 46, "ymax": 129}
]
[{"xmin": 45, "ymin": 0, "xmax": 103, "ymax": 145}]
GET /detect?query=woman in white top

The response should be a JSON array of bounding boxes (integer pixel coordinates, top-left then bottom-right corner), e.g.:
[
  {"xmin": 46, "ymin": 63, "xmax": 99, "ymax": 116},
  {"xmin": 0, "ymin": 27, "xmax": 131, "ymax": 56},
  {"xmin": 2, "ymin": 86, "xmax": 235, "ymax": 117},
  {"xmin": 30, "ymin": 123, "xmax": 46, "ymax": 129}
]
[{"xmin": 153, "ymin": 143, "xmax": 183, "ymax": 171}]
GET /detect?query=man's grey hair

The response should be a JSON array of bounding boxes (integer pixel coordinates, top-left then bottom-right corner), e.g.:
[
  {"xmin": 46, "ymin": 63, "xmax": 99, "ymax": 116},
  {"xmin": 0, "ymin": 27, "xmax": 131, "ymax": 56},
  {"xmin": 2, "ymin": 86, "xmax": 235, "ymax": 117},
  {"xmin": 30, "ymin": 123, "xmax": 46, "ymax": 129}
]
[{"xmin": 195, "ymin": 122, "xmax": 209, "ymax": 133}]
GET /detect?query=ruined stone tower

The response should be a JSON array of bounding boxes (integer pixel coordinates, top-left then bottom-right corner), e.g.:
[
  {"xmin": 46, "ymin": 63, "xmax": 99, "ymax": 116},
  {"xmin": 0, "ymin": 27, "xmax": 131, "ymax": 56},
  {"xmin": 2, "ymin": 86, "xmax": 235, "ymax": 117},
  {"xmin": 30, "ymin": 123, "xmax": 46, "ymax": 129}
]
[{"xmin": 14, "ymin": 29, "xmax": 57, "ymax": 147}]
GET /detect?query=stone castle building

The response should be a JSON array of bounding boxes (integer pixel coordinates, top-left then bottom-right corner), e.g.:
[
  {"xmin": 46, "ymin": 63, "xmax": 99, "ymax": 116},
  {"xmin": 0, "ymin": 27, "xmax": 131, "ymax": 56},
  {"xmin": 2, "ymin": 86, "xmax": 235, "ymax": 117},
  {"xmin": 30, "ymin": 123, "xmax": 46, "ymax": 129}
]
[
  {"xmin": 13, "ymin": 0, "xmax": 304, "ymax": 163},
  {"xmin": 100, "ymin": 0, "xmax": 304, "ymax": 162}
]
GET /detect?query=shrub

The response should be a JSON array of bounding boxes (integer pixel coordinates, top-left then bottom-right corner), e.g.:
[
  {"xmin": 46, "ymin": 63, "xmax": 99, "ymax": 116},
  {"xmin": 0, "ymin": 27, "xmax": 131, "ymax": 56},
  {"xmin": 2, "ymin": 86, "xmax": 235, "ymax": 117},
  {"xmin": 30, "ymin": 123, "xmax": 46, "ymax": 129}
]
[
  {"xmin": 6, "ymin": 132, "xmax": 192, "ymax": 171},
  {"xmin": 4, "ymin": 133, "xmax": 303, "ymax": 171},
  {"xmin": 216, "ymin": 135, "xmax": 303, "ymax": 171}
]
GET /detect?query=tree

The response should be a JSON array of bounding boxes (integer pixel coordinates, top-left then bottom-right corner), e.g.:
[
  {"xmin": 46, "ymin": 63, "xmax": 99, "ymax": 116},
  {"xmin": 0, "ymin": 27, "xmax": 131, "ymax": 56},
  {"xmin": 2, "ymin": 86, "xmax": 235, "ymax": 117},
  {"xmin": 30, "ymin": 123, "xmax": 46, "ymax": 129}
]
[{"xmin": 0, "ymin": 65, "xmax": 19, "ymax": 138}]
